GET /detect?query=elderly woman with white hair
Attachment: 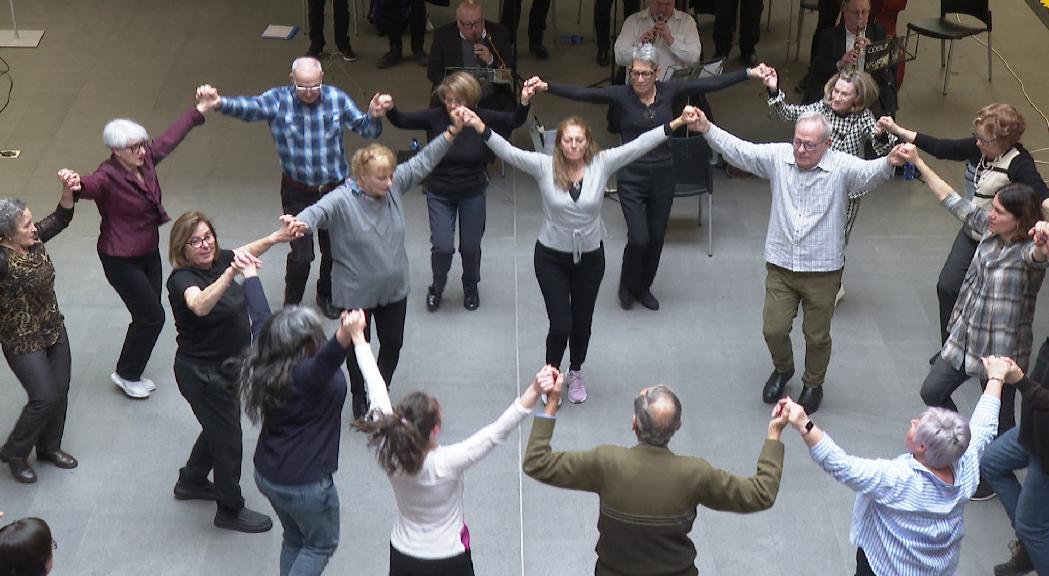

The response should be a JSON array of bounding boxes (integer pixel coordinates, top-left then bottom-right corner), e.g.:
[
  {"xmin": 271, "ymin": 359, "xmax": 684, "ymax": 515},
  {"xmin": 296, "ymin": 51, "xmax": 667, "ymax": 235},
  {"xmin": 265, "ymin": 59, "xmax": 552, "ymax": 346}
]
[
  {"xmin": 526, "ymin": 44, "xmax": 768, "ymax": 311},
  {"xmin": 0, "ymin": 185, "xmax": 77, "ymax": 484},
  {"xmin": 782, "ymin": 355, "xmax": 1008, "ymax": 576},
  {"xmin": 56, "ymin": 94, "xmax": 220, "ymax": 399}
]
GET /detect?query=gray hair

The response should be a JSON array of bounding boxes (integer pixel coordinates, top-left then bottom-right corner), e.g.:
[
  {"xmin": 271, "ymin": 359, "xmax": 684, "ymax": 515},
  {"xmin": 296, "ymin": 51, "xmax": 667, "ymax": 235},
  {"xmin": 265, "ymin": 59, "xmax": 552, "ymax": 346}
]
[
  {"xmin": 633, "ymin": 385, "xmax": 682, "ymax": 446},
  {"xmin": 796, "ymin": 111, "xmax": 832, "ymax": 141},
  {"xmin": 291, "ymin": 56, "xmax": 323, "ymax": 74},
  {"xmin": 102, "ymin": 119, "xmax": 148, "ymax": 150},
  {"xmin": 913, "ymin": 407, "xmax": 970, "ymax": 468},
  {"xmin": 630, "ymin": 43, "xmax": 659, "ymax": 70},
  {"xmin": 0, "ymin": 198, "xmax": 28, "ymax": 240}
]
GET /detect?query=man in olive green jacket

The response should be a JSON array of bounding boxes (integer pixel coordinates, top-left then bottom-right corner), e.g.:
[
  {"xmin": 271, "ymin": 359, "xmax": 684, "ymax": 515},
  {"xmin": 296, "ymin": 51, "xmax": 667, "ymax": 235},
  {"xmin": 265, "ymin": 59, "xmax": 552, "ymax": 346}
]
[{"xmin": 523, "ymin": 379, "xmax": 788, "ymax": 576}]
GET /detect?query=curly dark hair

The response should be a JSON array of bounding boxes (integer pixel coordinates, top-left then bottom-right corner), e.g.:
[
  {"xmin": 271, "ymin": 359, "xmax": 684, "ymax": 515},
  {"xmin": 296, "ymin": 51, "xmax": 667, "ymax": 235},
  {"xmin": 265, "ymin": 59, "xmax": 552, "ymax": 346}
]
[{"xmin": 352, "ymin": 391, "xmax": 441, "ymax": 475}]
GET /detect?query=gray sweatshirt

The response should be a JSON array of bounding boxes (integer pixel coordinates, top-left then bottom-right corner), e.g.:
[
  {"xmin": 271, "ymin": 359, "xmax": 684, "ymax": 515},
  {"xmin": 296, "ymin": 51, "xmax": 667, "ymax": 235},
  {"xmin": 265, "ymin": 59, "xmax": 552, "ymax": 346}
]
[
  {"xmin": 298, "ymin": 134, "xmax": 453, "ymax": 309},
  {"xmin": 484, "ymin": 124, "xmax": 671, "ymax": 262}
]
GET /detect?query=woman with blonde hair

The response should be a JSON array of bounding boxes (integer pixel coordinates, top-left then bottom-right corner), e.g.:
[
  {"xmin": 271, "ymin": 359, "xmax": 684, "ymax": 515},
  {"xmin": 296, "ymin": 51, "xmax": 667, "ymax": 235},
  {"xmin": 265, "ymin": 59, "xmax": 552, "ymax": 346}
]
[
  {"xmin": 384, "ymin": 72, "xmax": 532, "ymax": 312},
  {"xmin": 458, "ymin": 105, "xmax": 694, "ymax": 404},
  {"xmin": 284, "ymin": 115, "xmax": 462, "ymax": 418}
]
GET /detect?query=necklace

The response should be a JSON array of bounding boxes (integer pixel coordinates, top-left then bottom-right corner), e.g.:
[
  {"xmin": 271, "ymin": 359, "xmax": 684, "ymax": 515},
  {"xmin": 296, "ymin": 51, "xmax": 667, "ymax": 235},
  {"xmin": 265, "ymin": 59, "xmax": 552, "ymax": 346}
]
[{"xmin": 973, "ymin": 151, "xmax": 1006, "ymax": 191}]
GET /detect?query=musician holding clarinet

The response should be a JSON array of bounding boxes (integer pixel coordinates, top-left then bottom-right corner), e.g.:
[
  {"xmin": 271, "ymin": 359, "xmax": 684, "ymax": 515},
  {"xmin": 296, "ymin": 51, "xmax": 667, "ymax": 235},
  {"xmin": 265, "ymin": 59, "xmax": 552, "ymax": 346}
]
[{"xmin": 428, "ymin": 0, "xmax": 517, "ymax": 112}]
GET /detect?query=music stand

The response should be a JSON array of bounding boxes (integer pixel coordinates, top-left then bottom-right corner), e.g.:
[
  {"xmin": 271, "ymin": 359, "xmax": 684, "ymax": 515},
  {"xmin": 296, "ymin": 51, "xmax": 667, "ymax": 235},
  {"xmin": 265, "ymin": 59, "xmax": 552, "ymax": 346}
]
[{"xmin": 863, "ymin": 35, "xmax": 914, "ymax": 72}]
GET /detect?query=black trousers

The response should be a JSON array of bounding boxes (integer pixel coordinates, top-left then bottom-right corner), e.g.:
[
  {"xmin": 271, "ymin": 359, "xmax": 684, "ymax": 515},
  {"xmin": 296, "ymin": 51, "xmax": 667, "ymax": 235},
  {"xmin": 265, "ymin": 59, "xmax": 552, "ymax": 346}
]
[
  {"xmin": 534, "ymin": 242, "xmax": 605, "ymax": 371},
  {"xmin": 855, "ymin": 548, "xmax": 875, "ymax": 576},
  {"xmin": 594, "ymin": 0, "xmax": 640, "ymax": 50},
  {"xmin": 922, "ymin": 355, "xmax": 1016, "ymax": 436},
  {"xmin": 174, "ymin": 356, "xmax": 245, "ymax": 512},
  {"xmin": 427, "ymin": 190, "xmax": 486, "ymax": 295},
  {"xmin": 936, "ymin": 228, "xmax": 979, "ymax": 344},
  {"xmin": 713, "ymin": 0, "xmax": 763, "ymax": 57},
  {"xmin": 281, "ymin": 179, "xmax": 335, "ymax": 306},
  {"xmin": 618, "ymin": 163, "xmax": 676, "ymax": 295},
  {"xmin": 100, "ymin": 251, "xmax": 165, "ymax": 381},
  {"xmin": 307, "ymin": 0, "xmax": 352, "ymax": 51},
  {"xmin": 345, "ymin": 298, "xmax": 408, "ymax": 398},
  {"xmin": 1, "ymin": 328, "xmax": 71, "ymax": 459},
  {"xmin": 500, "ymin": 0, "xmax": 551, "ymax": 45},
  {"xmin": 379, "ymin": 0, "xmax": 426, "ymax": 51},
  {"xmin": 390, "ymin": 544, "xmax": 474, "ymax": 576}
]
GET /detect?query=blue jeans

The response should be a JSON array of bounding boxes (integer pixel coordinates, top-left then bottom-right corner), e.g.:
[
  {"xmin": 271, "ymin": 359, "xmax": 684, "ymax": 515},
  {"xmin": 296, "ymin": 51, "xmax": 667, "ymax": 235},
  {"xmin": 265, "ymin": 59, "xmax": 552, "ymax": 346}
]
[
  {"xmin": 981, "ymin": 427, "xmax": 1049, "ymax": 574},
  {"xmin": 255, "ymin": 471, "xmax": 341, "ymax": 576}
]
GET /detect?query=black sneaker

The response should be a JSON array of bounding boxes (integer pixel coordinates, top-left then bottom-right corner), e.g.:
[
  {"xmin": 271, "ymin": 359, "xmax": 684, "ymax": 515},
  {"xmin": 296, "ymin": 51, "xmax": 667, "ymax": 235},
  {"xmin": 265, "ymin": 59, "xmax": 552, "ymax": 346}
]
[
  {"xmin": 971, "ymin": 479, "xmax": 997, "ymax": 501},
  {"xmin": 635, "ymin": 290, "xmax": 660, "ymax": 311},
  {"xmin": 306, "ymin": 46, "xmax": 323, "ymax": 58},
  {"xmin": 464, "ymin": 291, "xmax": 480, "ymax": 311},
  {"xmin": 337, "ymin": 46, "xmax": 358, "ymax": 62},
  {"xmin": 377, "ymin": 49, "xmax": 402, "ymax": 69},
  {"xmin": 174, "ymin": 480, "xmax": 217, "ymax": 501},
  {"xmin": 994, "ymin": 540, "xmax": 1034, "ymax": 576},
  {"xmin": 426, "ymin": 286, "xmax": 442, "ymax": 312},
  {"xmin": 214, "ymin": 506, "xmax": 273, "ymax": 533},
  {"xmin": 617, "ymin": 285, "xmax": 634, "ymax": 310}
]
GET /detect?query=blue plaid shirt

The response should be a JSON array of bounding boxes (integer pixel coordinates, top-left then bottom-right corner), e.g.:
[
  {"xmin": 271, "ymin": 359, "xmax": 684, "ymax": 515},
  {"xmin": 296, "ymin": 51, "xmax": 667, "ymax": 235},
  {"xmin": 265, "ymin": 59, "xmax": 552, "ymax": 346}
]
[{"xmin": 220, "ymin": 85, "xmax": 381, "ymax": 186}]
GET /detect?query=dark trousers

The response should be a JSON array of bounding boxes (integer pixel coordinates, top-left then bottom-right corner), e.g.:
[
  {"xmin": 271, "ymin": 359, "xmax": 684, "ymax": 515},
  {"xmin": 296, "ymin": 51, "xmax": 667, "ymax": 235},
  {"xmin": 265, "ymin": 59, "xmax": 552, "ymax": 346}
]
[
  {"xmin": 855, "ymin": 548, "xmax": 875, "ymax": 576},
  {"xmin": 427, "ymin": 190, "xmax": 486, "ymax": 295},
  {"xmin": 500, "ymin": 0, "xmax": 551, "ymax": 45},
  {"xmin": 618, "ymin": 164, "xmax": 675, "ymax": 295},
  {"xmin": 922, "ymin": 355, "xmax": 1016, "ymax": 436},
  {"xmin": 534, "ymin": 242, "xmax": 605, "ymax": 371},
  {"xmin": 936, "ymin": 228, "xmax": 979, "ymax": 344},
  {"xmin": 99, "ymin": 251, "xmax": 165, "ymax": 381},
  {"xmin": 281, "ymin": 179, "xmax": 335, "ymax": 306},
  {"xmin": 1, "ymin": 328, "xmax": 70, "ymax": 459},
  {"xmin": 713, "ymin": 0, "xmax": 763, "ymax": 57},
  {"xmin": 390, "ymin": 544, "xmax": 474, "ymax": 576},
  {"xmin": 380, "ymin": 0, "xmax": 426, "ymax": 51},
  {"xmin": 307, "ymin": 0, "xmax": 352, "ymax": 51},
  {"xmin": 174, "ymin": 356, "xmax": 245, "ymax": 512},
  {"xmin": 345, "ymin": 298, "xmax": 408, "ymax": 398},
  {"xmin": 594, "ymin": 0, "xmax": 640, "ymax": 50}
]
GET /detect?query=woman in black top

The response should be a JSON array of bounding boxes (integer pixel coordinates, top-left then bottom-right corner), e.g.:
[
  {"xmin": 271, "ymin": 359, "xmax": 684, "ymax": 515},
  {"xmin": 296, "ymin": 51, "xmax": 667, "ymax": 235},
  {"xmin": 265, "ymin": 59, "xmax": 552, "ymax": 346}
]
[
  {"xmin": 0, "ymin": 187, "xmax": 76, "ymax": 485},
  {"xmin": 165, "ymin": 210, "xmax": 297, "ymax": 533},
  {"xmin": 384, "ymin": 72, "xmax": 532, "ymax": 311},
  {"xmin": 528, "ymin": 45, "xmax": 766, "ymax": 310}
]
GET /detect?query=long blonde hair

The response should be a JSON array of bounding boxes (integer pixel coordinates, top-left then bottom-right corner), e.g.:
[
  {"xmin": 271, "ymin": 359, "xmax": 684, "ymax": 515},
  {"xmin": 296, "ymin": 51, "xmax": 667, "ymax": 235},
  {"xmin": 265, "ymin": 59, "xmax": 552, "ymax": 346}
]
[{"xmin": 552, "ymin": 116, "xmax": 600, "ymax": 192}]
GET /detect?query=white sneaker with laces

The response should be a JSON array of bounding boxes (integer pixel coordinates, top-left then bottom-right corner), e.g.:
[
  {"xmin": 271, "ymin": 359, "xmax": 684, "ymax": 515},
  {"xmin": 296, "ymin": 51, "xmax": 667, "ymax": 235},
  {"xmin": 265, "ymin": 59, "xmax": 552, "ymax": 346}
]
[
  {"xmin": 111, "ymin": 372, "xmax": 151, "ymax": 399},
  {"xmin": 139, "ymin": 377, "xmax": 156, "ymax": 392},
  {"xmin": 567, "ymin": 370, "xmax": 587, "ymax": 404}
]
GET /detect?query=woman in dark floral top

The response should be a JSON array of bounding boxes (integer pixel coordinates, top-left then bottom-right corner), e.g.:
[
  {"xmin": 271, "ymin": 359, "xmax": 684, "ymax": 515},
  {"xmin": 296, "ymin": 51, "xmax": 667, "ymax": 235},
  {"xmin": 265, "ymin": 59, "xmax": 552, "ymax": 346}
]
[{"xmin": 0, "ymin": 185, "xmax": 77, "ymax": 484}]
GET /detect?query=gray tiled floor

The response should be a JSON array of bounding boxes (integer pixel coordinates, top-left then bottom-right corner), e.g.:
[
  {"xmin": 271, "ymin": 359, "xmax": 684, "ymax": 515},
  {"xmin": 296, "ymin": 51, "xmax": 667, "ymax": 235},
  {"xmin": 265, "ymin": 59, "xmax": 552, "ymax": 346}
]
[{"xmin": 2, "ymin": 0, "xmax": 1049, "ymax": 574}]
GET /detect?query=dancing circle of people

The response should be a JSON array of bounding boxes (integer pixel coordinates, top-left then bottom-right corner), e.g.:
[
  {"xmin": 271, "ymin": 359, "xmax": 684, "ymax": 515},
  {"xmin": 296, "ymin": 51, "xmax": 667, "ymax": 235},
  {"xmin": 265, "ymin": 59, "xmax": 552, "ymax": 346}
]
[{"xmin": 3, "ymin": 28, "xmax": 1049, "ymax": 576}]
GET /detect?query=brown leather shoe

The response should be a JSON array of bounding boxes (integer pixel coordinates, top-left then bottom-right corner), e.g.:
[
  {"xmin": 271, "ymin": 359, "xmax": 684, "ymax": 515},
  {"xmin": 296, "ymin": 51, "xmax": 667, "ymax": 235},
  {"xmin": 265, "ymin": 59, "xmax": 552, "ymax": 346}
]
[
  {"xmin": 38, "ymin": 450, "xmax": 78, "ymax": 469},
  {"xmin": 3, "ymin": 456, "xmax": 37, "ymax": 483}
]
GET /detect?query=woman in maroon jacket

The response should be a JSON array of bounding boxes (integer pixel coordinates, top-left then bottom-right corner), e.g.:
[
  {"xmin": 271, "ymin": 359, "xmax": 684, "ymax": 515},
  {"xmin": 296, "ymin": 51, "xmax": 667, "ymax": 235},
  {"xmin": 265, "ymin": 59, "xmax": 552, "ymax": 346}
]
[{"xmin": 57, "ymin": 94, "xmax": 219, "ymax": 399}]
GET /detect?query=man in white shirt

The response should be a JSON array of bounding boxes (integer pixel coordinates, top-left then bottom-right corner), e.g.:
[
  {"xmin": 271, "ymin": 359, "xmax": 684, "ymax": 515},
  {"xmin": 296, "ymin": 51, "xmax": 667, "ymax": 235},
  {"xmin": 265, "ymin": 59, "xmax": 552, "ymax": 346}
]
[{"xmin": 614, "ymin": 0, "xmax": 702, "ymax": 79}]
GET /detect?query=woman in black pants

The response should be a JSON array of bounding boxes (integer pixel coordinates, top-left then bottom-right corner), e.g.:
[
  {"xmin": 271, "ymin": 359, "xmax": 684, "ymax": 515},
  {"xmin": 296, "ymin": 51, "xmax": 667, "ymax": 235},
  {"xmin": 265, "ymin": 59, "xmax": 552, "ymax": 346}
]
[
  {"xmin": 0, "ymin": 187, "xmax": 76, "ymax": 484},
  {"xmin": 166, "ymin": 210, "xmax": 296, "ymax": 533},
  {"xmin": 529, "ymin": 45, "xmax": 767, "ymax": 310},
  {"xmin": 878, "ymin": 106, "xmax": 1049, "ymax": 350},
  {"xmin": 385, "ymin": 72, "xmax": 531, "ymax": 311},
  {"xmin": 56, "ymin": 94, "xmax": 217, "ymax": 399}
]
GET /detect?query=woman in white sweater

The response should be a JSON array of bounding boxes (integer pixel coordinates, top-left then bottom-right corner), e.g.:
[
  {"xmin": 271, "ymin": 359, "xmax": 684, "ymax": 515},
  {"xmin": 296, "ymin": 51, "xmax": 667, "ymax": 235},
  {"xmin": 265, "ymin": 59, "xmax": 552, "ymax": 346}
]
[
  {"xmin": 457, "ymin": 105, "xmax": 692, "ymax": 404},
  {"xmin": 349, "ymin": 308, "xmax": 554, "ymax": 576}
]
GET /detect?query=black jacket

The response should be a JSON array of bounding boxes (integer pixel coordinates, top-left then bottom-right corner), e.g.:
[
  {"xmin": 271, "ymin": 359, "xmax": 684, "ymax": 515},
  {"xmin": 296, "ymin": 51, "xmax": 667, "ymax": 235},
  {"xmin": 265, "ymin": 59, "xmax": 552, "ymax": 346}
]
[
  {"xmin": 805, "ymin": 22, "xmax": 898, "ymax": 116},
  {"xmin": 427, "ymin": 21, "xmax": 516, "ymax": 110}
]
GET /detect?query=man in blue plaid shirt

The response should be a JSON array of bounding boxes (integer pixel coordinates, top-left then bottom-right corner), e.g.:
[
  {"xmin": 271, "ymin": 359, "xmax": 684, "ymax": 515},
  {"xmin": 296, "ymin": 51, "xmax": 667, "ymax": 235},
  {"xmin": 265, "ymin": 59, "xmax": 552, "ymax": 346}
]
[{"xmin": 197, "ymin": 57, "xmax": 385, "ymax": 316}]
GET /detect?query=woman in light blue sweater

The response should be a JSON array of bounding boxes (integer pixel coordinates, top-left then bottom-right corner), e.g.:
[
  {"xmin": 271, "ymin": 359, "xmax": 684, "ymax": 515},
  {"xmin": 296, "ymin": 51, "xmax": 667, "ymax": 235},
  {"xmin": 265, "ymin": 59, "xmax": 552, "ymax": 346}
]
[{"xmin": 458, "ymin": 106, "xmax": 691, "ymax": 404}]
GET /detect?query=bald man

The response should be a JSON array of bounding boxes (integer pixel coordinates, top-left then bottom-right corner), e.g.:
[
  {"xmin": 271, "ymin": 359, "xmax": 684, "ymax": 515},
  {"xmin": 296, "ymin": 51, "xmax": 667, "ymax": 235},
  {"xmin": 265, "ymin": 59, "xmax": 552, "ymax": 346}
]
[
  {"xmin": 524, "ymin": 379, "xmax": 787, "ymax": 576},
  {"xmin": 428, "ymin": 1, "xmax": 516, "ymax": 110}
]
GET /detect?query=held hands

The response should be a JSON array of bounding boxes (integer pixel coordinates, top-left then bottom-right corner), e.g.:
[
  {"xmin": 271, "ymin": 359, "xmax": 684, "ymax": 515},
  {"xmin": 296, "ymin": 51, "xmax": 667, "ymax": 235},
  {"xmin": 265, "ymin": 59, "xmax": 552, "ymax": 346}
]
[
  {"xmin": 277, "ymin": 215, "xmax": 309, "ymax": 242},
  {"xmin": 981, "ymin": 355, "xmax": 1015, "ymax": 383},
  {"xmin": 375, "ymin": 93, "xmax": 395, "ymax": 113},
  {"xmin": 524, "ymin": 76, "xmax": 548, "ymax": 93},
  {"xmin": 368, "ymin": 93, "xmax": 390, "ymax": 118},
  {"xmin": 684, "ymin": 106, "xmax": 710, "ymax": 134},
  {"xmin": 341, "ymin": 308, "xmax": 368, "ymax": 344},
  {"xmin": 195, "ymin": 84, "xmax": 221, "ymax": 113},
  {"xmin": 532, "ymin": 365, "xmax": 559, "ymax": 395},
  {"xmin": 760, "ymin": 67, "xmax": 779, "ymax": 92},
  {"xmin": 230, "ymin": 249, "xmax": 263, "ymax": 278},
  {"xmin": 767, "ymin": 398, "xmax": 790, "ymax": 438},
  {"xmin": 521, "ymin": 82, "xmax": 537, "ymax": 105},
  {"xmin": 455, "ymin": 107, "xmax": 485, "ymax": 133},
  {"xmin": 1028, "ymin": 221, "xmax": 1049, "ymax": 260},
  {"xmin": 57, "ymin": 168, "xmax": 82, "ymax": 192},
  {"xmin": 889, "ymin": 143, "xmax": 916, "ymax": 167}
]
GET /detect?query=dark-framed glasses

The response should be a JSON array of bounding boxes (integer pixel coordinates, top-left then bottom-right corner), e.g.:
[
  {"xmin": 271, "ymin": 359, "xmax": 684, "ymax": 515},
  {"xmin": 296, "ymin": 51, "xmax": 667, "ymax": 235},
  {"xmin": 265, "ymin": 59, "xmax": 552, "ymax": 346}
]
[
  {"xmin": 629, "ymin": 70, "xmax": 654, "ymax": 79},
  {"xmin": 125, "ymin": 141, "xmax": 147, "ymax": 152},
  {"xmin": 792, "ymin": 138, "xmax": 824, "ymax": 151},
  {"xmin": 186, "ymin": 232, "xmax": 215, "ymax": 248},
  {"xmin": 457, "ymin": 18, "xmax": 484, "ymax": 29}
]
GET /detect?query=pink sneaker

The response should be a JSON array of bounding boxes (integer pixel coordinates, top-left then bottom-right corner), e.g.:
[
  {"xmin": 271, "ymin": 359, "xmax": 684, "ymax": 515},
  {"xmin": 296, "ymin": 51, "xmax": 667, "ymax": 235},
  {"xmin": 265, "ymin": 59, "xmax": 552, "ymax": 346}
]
[{"xmin": 567, "ymin": 370, "xmax": 587, "ymax": 404}]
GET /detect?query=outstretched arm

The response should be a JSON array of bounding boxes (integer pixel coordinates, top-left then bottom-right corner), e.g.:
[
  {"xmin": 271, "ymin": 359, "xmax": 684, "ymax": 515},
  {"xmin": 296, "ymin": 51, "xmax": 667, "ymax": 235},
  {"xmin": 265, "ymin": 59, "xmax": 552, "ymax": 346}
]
[
  {"xmin": 459, "ymin": 107, "xmax": 546, "ymax": 178},
  {"xmin": 392, "ymin": 121, "xmax": 458, "ymax": 192}
]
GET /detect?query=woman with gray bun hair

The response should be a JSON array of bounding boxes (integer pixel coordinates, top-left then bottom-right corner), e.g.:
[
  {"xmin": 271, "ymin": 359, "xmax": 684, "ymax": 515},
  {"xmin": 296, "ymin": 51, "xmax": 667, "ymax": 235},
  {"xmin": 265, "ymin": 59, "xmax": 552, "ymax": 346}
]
[
  {"xmin": 526, "ymin": 44, "xmax": 768, "ymax": 312},
  {"xmin": 0, "ymin": 185, "xmax": 77, "ymax": 484},
  {"xmin": 56, "ymin": 91, "xmax": 220, "ymax": 400}
]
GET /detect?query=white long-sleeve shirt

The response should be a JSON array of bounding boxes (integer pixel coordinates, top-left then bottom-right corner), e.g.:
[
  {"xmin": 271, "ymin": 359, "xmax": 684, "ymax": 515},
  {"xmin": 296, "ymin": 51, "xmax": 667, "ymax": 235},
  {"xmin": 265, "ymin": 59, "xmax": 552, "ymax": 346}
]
[
  {"xmin": 357, "ymin": 344, "xmax": 532, "ymax": 559},
  {"xmin": 613, "ymin": 9, "xmax": 702, "ymax": 72}
]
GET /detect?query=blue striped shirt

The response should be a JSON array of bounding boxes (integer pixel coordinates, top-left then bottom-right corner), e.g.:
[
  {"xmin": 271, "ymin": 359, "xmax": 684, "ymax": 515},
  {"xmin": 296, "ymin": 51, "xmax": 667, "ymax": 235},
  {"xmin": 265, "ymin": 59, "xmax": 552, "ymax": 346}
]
[
  {"xmin": 810, "ymin": 394, "xmax": 1000, "ymax": 576},
  {"xmin": 219, "ymin": 85, "xmax": 381, "ymax": 186}
]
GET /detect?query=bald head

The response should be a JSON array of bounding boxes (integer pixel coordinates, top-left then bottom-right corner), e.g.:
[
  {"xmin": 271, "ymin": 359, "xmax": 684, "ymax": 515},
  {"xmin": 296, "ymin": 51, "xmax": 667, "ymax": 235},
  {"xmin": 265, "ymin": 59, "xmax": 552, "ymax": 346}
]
[{"xmin": 633, "ymin": 385, "xmax": 682, "ymax": 446}]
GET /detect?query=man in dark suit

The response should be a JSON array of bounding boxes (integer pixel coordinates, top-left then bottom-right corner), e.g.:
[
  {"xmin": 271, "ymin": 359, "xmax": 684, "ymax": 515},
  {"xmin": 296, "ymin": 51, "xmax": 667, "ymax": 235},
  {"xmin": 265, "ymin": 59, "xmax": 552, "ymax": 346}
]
[
  {"xmin": 428, "ymin": 0, "xmax": 517, "ymax": 110},
  {"xmin": 805, "ymin": 0, "xmax": 898, "ymax": 117}
]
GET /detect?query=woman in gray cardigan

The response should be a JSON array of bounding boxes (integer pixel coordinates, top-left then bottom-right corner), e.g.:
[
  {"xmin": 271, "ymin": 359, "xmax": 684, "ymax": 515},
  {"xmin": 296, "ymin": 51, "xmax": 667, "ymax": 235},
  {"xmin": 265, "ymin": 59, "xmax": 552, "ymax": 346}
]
[
  {"xmin": 285, "ymin": 116, "xmax": 462, "ymax": 418},
  {"xmin": 458, "ymin": 106, "xmax": 692, "ymax": 405}
]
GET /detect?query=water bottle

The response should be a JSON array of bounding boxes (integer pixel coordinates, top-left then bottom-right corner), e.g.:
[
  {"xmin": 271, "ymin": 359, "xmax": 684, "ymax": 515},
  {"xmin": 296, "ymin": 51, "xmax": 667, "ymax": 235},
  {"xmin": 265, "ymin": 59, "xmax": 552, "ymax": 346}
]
[
  {"xmin": 903, "ymin": 162, "xmax": 916, "ymax": 180},
  {"xmin": 571, "ymin": 34, "xmax": 584, "ymax": 45},
  {"xmin": 410, "ymin": 138, "xmax": 421, "ymax": 155}
]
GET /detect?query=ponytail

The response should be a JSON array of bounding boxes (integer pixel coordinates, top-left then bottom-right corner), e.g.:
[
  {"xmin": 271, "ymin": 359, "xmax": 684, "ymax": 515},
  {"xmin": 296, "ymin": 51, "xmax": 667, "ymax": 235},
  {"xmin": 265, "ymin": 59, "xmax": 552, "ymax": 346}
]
[{"xmin": 352, "ymin": 392, "xmax": 440, "ymax": 475}]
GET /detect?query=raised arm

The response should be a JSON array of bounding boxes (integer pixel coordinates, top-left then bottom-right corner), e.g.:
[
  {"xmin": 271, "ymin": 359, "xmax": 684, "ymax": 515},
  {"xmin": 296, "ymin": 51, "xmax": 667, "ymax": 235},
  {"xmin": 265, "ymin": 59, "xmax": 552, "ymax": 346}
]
[
  {"xmin": 459, "ymin": 107, "xmax": 546, "ymax": 178},
  {"xmin": 600, "ymin": 119, "xmax": 680, "ymax": 173},
  {"xmin": 691, "ymin": 109, "xmax": 778, "ymax": 180},
  {"xmin": 151, "ymin": 105, "xmax": 207, "ymax": 163},
  {"xmin": 385, "ymin": 101, "xmax": 438, "ymax": 131},
  {"xmin": 294, "ymin": 309, "xmax": 359, "ymax": 395},
  {"xmin": 545, "ymin": 81, "xmax": 623, "ymax": 105},
  {"xmin": 36, "ymin": 185, "xmax": 76, "ymax": 244},
  {"xmin": 236, "ymin": 217, "xmax": 303, "ymax": 258},
  {"xmin": 216, "ymin": 87, "xmax": 283, "ymax": 122},
  {"xmin": 674, "ymin": 67, "xmax": 752, "ymax": 97},
  {"xmin": 392, "ymin": 122, "xmax": 457, "ymax": 192},
  {"xmin": 344, "ymin": 92, "xmax": 383, "ymax": 139},
  {"xmin": 235, "ymin": 252, "xmax": 271, "ymax": 340}
]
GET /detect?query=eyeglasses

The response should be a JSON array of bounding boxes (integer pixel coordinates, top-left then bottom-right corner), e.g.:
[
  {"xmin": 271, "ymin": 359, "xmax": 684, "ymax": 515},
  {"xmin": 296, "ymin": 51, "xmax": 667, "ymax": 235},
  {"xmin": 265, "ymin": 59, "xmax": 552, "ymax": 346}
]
[
  {"xmin": 125, "ymin": 141, "xmax": 147, "ymax": 152},
  {"xmin": 629, "ymin": 70, "xmax": 655, "ymax": 79},
  {"xmin": 294, "ymin": 83, "xmax": 323, "ymax": 94},
  {"xmin": 186, "ymin": 232, "xmax": 215, "ymax": 248},
  {"xmin": 443, "ymin": 97, "xmax": 465, "ymax": 107},
  {"xmin": 972, "ymin": 131, "xmax": 997, "ymax": 145},
  {"xmin": 457, "ymin": 18, "xmax": 484, "ymax": 29},
  {"xmin": 792, "ymin": 138, "xmax": 825, "ymax": 151}
]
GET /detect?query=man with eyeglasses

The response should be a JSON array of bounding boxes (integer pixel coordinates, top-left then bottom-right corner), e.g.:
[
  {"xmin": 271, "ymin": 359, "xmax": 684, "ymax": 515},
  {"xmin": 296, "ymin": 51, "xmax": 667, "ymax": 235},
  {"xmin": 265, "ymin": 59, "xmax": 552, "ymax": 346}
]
[
  {"xmin": 195, "ymin": 57, "xmax": 385, "ymax": 318},
  {"xmin": 428, "ymin": 0, "xmax": 516, "ymax": 111},
  {"xmin": 691, "ymin": 108, "xmax": 907, "ymax": 414}
]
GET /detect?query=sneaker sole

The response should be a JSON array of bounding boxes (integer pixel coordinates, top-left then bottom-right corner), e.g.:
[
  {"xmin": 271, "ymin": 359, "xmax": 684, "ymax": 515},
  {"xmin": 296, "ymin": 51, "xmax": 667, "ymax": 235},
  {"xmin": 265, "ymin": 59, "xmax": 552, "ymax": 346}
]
[
  {"xmin": 971, "ymin": 493, "xmax": 998, "ymax": 502},
  {"xmin": 111, "ymin": 374, "xmax": 150, "ymax": 399}
]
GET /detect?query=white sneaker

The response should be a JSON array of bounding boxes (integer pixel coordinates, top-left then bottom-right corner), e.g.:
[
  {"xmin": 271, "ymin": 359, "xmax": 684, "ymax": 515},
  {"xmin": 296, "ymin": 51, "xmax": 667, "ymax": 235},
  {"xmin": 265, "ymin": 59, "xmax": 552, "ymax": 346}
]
[
  {"xmin": 111, "ymin": 372, "xmax": 151, "ymax": 399},
  {"xmin": 139, "ymin": 377, "xmax": 156, "ymax": 392}
]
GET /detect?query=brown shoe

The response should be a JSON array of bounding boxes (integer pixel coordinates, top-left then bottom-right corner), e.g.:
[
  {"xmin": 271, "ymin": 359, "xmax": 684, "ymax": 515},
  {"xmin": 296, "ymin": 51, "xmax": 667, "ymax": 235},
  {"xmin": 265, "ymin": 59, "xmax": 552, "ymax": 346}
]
[
  {"xmin": 1, "ymin": 455, "xmax": 37, "ymax": 483},
  {"xmin": 38, "ymin": 450, "xmax": 78, "ymax": 469}
]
